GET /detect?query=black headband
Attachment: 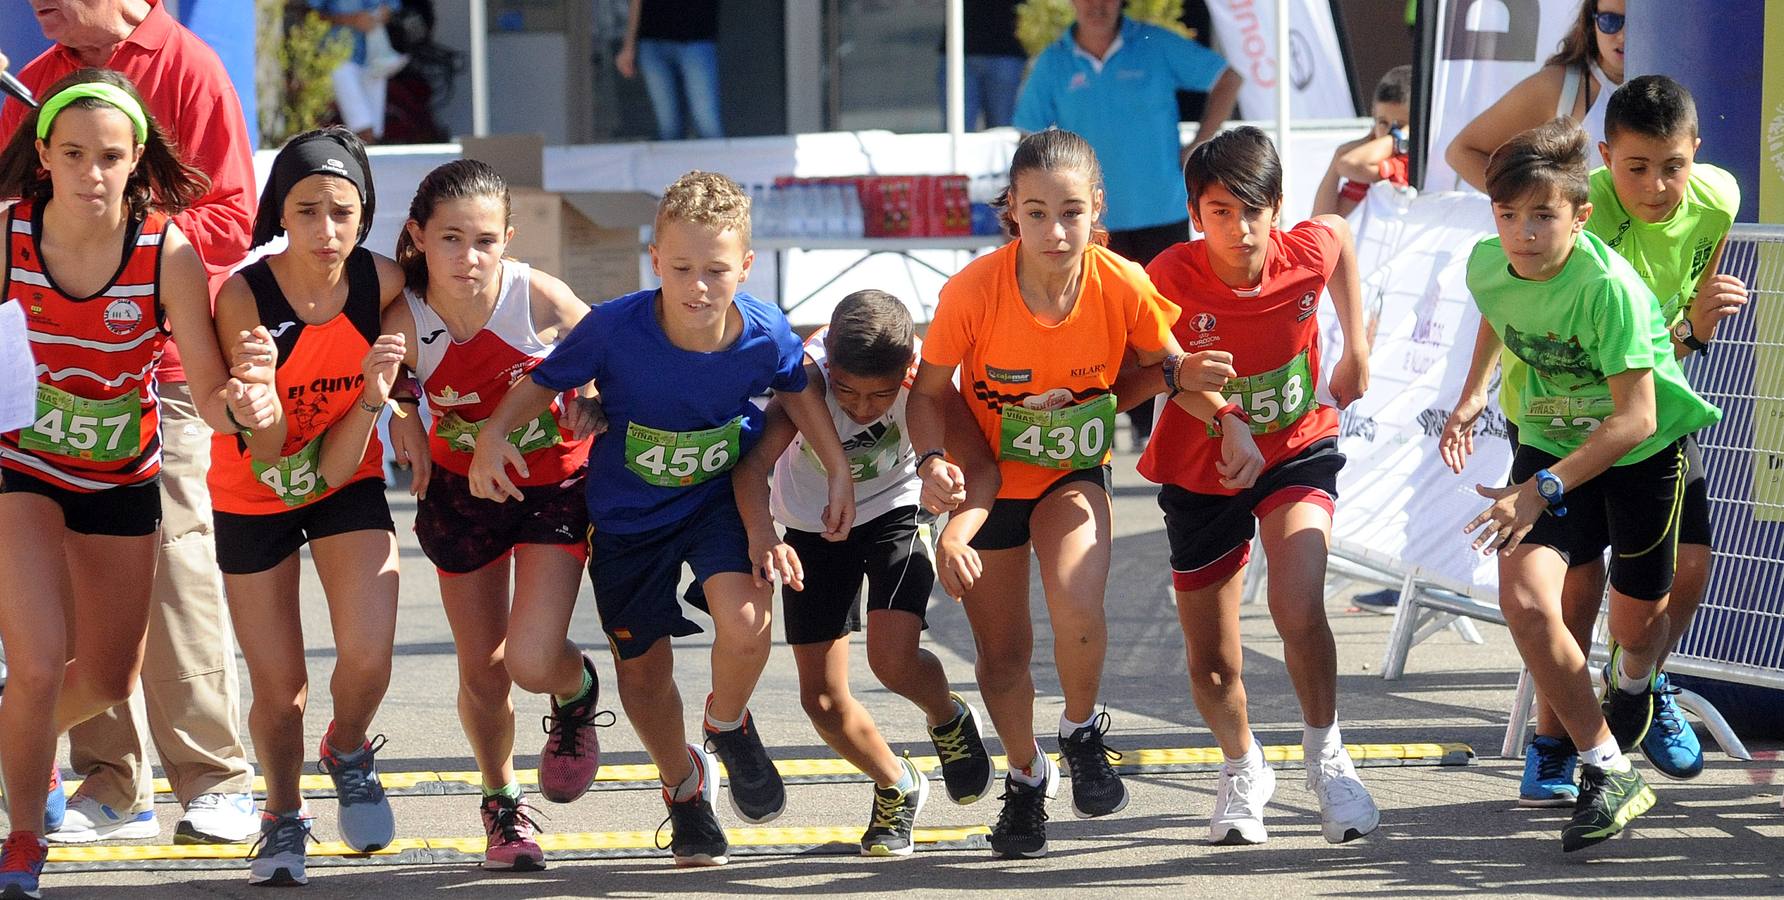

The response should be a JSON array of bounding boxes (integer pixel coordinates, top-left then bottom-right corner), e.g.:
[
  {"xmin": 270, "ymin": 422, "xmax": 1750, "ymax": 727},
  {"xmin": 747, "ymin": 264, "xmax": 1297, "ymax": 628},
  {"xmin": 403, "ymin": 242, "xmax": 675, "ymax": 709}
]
[{"xmin": 269, "ymin": 133, "xmax": 368, "ymax": 213}]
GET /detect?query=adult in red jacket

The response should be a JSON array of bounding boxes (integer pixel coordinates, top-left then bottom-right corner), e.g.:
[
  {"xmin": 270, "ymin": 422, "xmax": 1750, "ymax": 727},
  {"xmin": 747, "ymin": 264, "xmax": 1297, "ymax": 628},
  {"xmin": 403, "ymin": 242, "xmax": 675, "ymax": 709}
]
[{"xmin": 0, "ymin": 0, "xmax": 259, "ymax": 846}]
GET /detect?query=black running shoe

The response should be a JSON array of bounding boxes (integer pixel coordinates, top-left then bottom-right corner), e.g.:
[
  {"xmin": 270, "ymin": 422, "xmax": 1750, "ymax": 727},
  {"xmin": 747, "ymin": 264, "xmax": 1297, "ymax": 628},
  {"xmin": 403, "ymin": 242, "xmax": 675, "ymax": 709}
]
[
  {"xmin": 988, "ymin": 756, "xmax": 1056, "ymax": 859},
  {"xmin": 928, "ymin": 693, "xmax": 995, "ymax": 805},
  {"xmin": 1561, "ymin": 762, "xmax": 1655, "ymax": 852},
  {"xmin": 656, "ymin": 746, "xmax": 729, "ymax": 867},
  {"xmin": 1601, "ymin": 648, "xmax": 1656, "ymax": 752},
  {"xmin": 703, "ymin": 708, "xmax": 786, "ymax": 824},
  {"xmin": 1055, "ymin": 711, "xmax": 1127, "ymax": 818},
  {"xmin": 860, "ymin": 758, "xmax": 930, "ymax": 857}
]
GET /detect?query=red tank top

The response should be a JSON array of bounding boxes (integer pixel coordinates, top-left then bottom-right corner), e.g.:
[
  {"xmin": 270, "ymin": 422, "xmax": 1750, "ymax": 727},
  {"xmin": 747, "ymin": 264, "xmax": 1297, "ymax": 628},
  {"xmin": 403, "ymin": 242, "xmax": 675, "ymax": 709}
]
[
  {"xmin": 407, "ymin": 261, "xmax": 589, "ymax": 485},
  {"xmin": 208, "ymin": 248, "xmax": 386, "ymax": 515},
  {"xmin": 2, "ymin": 200, "xmax": 170, "ymax": 492}
]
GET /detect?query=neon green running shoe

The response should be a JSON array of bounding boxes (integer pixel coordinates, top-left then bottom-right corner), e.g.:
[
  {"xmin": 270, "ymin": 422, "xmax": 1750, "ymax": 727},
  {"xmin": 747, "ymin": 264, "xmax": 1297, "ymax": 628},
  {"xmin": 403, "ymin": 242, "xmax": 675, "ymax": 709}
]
[{"xmin": 1562, "ymin": 762, "xmax": 1655, "ymax": 852}]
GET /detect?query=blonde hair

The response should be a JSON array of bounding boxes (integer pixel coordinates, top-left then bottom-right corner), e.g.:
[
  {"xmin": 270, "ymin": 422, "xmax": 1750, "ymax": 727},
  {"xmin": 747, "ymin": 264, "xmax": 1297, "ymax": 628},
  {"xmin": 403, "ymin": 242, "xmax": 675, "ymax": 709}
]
[{"xmin": 655, "ymin": 170, "xmax": 752, "ymax": 243}]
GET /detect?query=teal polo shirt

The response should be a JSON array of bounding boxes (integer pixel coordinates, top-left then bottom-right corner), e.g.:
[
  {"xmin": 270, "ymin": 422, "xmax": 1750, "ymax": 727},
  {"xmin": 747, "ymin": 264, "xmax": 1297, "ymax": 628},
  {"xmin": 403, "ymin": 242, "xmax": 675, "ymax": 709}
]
[{"xmin": 1014, "ymin": 18, "xmax": 1228, "ymax": 232}]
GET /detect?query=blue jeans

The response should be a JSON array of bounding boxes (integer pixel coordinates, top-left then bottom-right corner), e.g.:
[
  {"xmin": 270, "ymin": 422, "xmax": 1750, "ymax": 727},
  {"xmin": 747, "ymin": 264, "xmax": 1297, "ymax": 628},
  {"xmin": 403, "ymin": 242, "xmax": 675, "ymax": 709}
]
[
  {"xmin": 937, "ymin": 54, "xmax": 1026, "ymax": 130},
  {"xmin": 636, "ymin": 38, "xmax": 723, "ymax": 140}
]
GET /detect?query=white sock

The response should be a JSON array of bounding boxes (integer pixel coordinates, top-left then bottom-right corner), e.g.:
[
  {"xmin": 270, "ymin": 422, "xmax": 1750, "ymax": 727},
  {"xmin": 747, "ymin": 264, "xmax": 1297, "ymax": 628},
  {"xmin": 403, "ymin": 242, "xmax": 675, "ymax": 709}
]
[
  {"xmin": 1059, "ymin": 711, "xmax": 1092, "ymax": 740},
  {"xmin": 667, "ymin": 748, "xmax": 703, "ymax": 802},
  {"xmin": 1617, "ymin": 658, "xmax": 1654, "ymax": 695},
  {"xmin": 1008, "ymin": 744, "xmax": 1049, "ymax": 787},
  {"xmin": 704, "ymin": 705, "xmax": 747, "ymax": 732},
  {"xmin": 1579, "ymin": 738, "xmax": 1628, "ymax": 771},
  {"xmin": 1223, "ymin": 733, "xmax": 1264, "ymax": 771},
  {"xmin": 1303, "ymin": 722, "xmax": 1343, "ymax": 760}
]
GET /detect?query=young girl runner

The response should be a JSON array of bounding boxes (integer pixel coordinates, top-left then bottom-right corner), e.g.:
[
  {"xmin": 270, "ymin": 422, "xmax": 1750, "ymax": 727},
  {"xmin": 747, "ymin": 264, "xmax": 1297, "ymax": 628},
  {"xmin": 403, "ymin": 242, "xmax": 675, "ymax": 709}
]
[
  {"xmin": 733, "ymin": 289, "xmax": 998, "ymax": 857},
  {"xmin": 382, "ymin": 159, "xmax": 607, "ymax": 871},
  {"xmin": 209, "ymin": 126, "xmax": 409, "ymax": 886},
  {"xmin": 1447, "ymin": 118, "xmax": 1718, "ymax": 852},
  {"xmin": 0, "ymin": 70, "xmax": 264, "ymax": 899},
  {"xmin": 907, "ymin": 128, "xmax": 1261, "ymax": 859}
]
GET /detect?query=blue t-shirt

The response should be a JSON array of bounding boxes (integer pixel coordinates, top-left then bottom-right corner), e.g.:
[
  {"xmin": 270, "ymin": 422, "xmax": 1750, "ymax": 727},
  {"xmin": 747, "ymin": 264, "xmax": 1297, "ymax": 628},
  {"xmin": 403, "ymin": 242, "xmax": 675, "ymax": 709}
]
[
  {"xmin": 530, "ymin": 289, "xmax": 808, "ymax": 533},
  {"xmin": 1014, "ymin": 18, "xmax": 1227, "ymax": 232},
  {"xmin": 307, "ymin": 0, "xmax": 402, "ymax": 65}
]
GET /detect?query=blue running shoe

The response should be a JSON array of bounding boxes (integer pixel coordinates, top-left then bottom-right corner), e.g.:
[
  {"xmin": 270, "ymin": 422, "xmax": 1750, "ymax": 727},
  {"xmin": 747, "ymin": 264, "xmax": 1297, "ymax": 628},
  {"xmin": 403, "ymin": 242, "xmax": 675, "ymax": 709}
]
[
  {"xmin": 43, "ymin": 769, "xmax": 64, "ymax": 836},
  {"xmin": 1518, "ymin": 735, "xmax": 1578, "ymax": 808},
  {"xmin": 0, "ymin": 830, "xmax": 46, "ymax": 899},
  {"xmin": 1640, "ymin": 673, "xmax": 1704, "ymax": 780}
]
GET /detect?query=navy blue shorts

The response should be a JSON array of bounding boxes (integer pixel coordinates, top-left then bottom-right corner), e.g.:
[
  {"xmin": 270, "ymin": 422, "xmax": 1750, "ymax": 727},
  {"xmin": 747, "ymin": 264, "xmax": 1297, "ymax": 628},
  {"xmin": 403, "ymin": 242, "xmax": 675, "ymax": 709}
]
[{"xmin": 587, "ymin": 486, "xmax": 753, "ymax": 660}]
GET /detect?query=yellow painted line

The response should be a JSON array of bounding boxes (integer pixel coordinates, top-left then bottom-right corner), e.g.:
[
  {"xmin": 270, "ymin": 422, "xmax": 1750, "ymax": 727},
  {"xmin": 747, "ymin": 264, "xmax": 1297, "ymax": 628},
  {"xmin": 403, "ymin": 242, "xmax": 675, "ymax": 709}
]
[
  {"xmin": 70, "ymin": 743, "xmax": 1473, "ymax": 799},
  {"xmin": 47, "ymin": 826, "xmax": 991, "ymax": 864}
]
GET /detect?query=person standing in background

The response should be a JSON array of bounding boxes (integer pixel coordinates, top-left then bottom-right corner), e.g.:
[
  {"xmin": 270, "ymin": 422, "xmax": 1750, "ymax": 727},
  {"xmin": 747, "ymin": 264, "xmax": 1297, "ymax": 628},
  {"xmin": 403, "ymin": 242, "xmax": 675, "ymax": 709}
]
[
  {"xmin": 1014, "ymin": 0, "xmax": 1241, "ymax": 450},
  {"xmin": 309, "ymin": 0, "xmax": 406, "ymax": 144},
  {"xmin": 0, "ymin": 0, "xmax": 260, "ymax": 847},
  {"xmin": 615, "ymin": 0, "xmax": 724, "ymax": 140},
  {"xmin": 940, "ymin": 0, "xmax": 1026, "ymax": 131}
]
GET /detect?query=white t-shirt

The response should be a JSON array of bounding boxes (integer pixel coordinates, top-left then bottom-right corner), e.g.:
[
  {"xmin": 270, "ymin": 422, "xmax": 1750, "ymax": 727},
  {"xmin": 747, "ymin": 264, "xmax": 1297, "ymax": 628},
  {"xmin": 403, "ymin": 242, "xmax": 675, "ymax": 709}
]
[{"xmin": 769, "ymin": 330, "xmax": 922, "ymax": 533}]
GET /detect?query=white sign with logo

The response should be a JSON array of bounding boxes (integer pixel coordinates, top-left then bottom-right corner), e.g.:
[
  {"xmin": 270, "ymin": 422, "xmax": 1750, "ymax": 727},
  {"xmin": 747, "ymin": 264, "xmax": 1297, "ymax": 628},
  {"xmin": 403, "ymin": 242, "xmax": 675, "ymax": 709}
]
[{"xmin": 1203, "ymin": 0, "xmax": 1356, "ymax": 120}]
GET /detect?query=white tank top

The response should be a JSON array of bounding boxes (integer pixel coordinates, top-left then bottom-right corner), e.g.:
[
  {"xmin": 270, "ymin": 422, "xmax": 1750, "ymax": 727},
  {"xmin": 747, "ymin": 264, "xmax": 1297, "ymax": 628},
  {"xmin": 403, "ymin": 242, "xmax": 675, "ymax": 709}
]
[
  {"xmin": 1557, "ymin": 61, "xmax": 1613, "ymax": 151},
  {"xmin": 406, "ymin": 260, "xmax": 546, "ymax": 386},
  {"xmin": 769, "ymin": 329, "xmax": 922, "ymax": 534}
]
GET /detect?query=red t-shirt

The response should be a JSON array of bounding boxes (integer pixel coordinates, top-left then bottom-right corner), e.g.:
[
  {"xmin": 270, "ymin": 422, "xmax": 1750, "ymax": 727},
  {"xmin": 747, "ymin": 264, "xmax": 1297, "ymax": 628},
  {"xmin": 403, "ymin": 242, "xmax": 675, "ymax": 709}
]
[
  {"xmin": 1137, "ymin": 220, "xmax": 1341, "ymax": 495},
  {"xmin": 0, "ymin": 0, "xmax": 257, "ymax": 384}
]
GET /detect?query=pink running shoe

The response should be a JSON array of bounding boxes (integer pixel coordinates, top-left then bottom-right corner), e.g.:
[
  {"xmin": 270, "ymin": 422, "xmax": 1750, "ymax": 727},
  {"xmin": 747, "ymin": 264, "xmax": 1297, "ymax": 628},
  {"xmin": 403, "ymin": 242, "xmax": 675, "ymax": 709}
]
[
  {"xmin": 537, "ymin": 654, "xmax": 612, "ymax": 803},
  {"xmin": 480, "ymin": 793, "xmax": 544, "ymax": 871}
]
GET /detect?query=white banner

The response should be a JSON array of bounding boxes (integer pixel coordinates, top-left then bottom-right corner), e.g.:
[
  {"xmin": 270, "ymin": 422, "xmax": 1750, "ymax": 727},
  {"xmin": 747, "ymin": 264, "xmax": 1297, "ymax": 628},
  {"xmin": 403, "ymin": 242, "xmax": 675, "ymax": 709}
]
[
  {"xmin": 1204, "ymin": 0, "xmax": 1355, "ymax": 120},
  {"xmin": 1421, "ymin": 0, "xmax": 1583, "ymax": 192},
  {"xmin": 1315, "ymin": 185, "xmax": 1508, "ymax": 595}
]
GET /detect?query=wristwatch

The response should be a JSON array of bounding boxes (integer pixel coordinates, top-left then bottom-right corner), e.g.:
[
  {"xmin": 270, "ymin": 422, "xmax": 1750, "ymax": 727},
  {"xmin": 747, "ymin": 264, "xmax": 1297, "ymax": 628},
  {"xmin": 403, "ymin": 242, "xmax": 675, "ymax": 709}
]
[
  {"xmin": 1534, "ymin": 468, "xmax": 1567, "ymax": 517},
  {"xmin": 1671, "ymin": 318, "xmax": 1708, "ymax": 355},
  {"xmin": 1212, "ymin": 402, "xmax": 1250, "ymax": 436}
]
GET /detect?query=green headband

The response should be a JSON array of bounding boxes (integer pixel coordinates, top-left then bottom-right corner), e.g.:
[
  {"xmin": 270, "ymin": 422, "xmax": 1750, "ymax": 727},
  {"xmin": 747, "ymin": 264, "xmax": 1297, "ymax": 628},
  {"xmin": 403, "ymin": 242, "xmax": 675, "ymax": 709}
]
[{"xmin": 36, "ymin": 83, "xmax": 149, "ymax": 145}]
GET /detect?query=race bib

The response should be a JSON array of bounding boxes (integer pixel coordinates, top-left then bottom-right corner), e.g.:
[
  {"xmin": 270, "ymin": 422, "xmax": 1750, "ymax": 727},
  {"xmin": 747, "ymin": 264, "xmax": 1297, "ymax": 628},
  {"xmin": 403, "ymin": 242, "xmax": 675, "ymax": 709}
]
[
  {"xmin": 435, "ymin": 409, "xmax": 562, "ymax": 455},
  {"xmin": 998, "ymin": 392, "xmax": 1115, "ymax": 470},
  {"xmin": 1211, "ymin": 350, "xmax": 1316, "ymax": 436},
  {"xmin": 625, "ymin": 416, "xmax": 744, "ymax": 487},
  {"xmin": 251, "ymin": 437, "xmax": 328, "ymax": 507},
  {"xmin": 18, "ymin": 385, "xmax": 142, "ymax": 462},
  {"xmin": 1525, "ymin": 395, "xmax": 1616, "ymax": 445},
  {"xmin": 802, "ymin": 422, "xmax": 904, "ymax": 483}
]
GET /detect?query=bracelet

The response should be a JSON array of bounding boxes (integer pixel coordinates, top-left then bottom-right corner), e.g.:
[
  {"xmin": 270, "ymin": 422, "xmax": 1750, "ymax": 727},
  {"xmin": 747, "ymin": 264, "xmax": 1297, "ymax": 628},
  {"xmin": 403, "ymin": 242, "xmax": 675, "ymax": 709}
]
[
  {"xmin": 916, "ymin": 448, "xmax": 947, "ymax": 469},
  {"xmin": 357, "ymin": 397, "xmax": 384, "ymax": 416},
  {"xmin": 223, "ymin": 404, "xmax": 250, "ymax": 437},
  {"xmin": 1212, "ymin": 402, "xmax": 1249, "ymax": 435},
  {"xmin": 1161, "ymin": 353, "xmax": 1184, "ymax": 397}
]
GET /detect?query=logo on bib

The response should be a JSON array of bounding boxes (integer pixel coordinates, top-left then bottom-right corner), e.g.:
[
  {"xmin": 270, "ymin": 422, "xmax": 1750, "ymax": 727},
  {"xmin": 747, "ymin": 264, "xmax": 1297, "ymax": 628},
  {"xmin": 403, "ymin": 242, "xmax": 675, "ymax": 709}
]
[
  {"xmin": 986, "ymin": 365, "xmax": 1032, "ymax": 384},
  {"xmin": 429, "ymin": 385, "xmax": 482, "ymax": 408},
  {"xmin": 103, "ymin": 298, "xmax": 142, "ymax": 335},
  {"xmin": 1023, "ymin": 387, "xmax": 1073, "ymax": 411}
]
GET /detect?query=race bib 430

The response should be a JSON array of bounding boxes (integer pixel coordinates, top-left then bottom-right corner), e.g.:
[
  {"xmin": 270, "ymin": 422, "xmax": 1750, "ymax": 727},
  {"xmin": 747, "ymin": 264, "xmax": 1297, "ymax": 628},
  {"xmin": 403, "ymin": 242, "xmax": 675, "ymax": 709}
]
[{"xmin": 999, "ymin": 393, "xmax": 1115, "ymax": 470}]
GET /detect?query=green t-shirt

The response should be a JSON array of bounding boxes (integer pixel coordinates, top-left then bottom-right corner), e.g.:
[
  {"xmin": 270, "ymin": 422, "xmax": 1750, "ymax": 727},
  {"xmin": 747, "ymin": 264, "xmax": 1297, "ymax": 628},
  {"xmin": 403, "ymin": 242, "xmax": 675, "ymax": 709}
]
[
  {"xmin": 1586, "ymin": 163, "xmax": 1739, "ymax": 325},
  {"xmin": 1467, "ymin": 230, "xmax": 1720, "ymax": 464}
]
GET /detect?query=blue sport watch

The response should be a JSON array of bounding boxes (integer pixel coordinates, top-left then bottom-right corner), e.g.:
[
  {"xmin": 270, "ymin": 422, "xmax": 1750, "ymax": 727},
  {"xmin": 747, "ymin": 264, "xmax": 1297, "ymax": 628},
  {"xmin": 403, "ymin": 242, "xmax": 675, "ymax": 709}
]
[{"xmin": 1534, "ymin": 468, "xmax": 1567, "ymax": 517}]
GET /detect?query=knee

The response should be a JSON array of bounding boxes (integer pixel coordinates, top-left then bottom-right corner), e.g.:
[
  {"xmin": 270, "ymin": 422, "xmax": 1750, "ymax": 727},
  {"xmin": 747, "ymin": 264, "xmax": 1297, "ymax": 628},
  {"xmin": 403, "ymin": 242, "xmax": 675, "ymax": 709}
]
[
  {"xmin": 332, "ymin": 653, "xmax": 392, "ymax": 696},
  {"xmin": 1188, "ymin": 654, "xmax": 1242, "ymax": 691},
  {"xmin": 0, "ymin": 656, "xmax": 63, "ymax": 699},
  {"xmin": 1498, "ymin": 588, "xmax": 1554, "ymax": 634},
  {"xmin": 615, "ymin": 663, "xmax": 672, "ymax": 707},
  {"xmin": 799, "ymin": 687, "xmax": 847, "ymax": 732},
  {"xmin": 866, "ymin": 644, "xmax": 911, "ymax": 693},
  {"xmin": 974, "ymin": 649, "xmax": 1031, "ymax": 695},
  {"xmin": 459, "ymin": 661, "xmax": 514, "ymax": 708},
  {"xmin": 89, "ymin": 670, "xmax": 138, "ymax": 710},
  {"xmin": 1272, "ymin": 609, "xmax": 1330, "ymax": 649},
  {"xmin": 502, "ymin": 654, "xmax": 553, "ymax": 696}
]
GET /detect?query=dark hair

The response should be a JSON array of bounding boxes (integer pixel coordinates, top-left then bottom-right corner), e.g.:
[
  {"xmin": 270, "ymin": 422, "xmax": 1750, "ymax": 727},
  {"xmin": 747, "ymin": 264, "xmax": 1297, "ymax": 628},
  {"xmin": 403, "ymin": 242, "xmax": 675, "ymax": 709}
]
[
  {"xmin": 1183, "ymin": 125, "xmax": 1282, "ymax": 213},
  {"xmin": 1604, "ymin": 74, "xmax": 1698, "ymax": 143},
  {"xmin": 396, "ymin": 158, "xmax": 511, "ymax": 294},
  {"xmin": 1546, "ymin": 0, "xmax": 1606, "ymax": 70},
  {"xmin": 1374, "ymin": 65, "xmax": 1412, "ymax": 107},
  {"xmin": 0, "ymin": 68, "xmax": 209, "ymax": 218},
  {"xmin": 994, "ymin": 128, "xmax": 1109, "ymax": 245},
  {"xmin": 1484, "ymin": 117, "xmax": 1591, "ymax": 209},
  {"xmin": 251, "ymin": 126, "xmax": 376, "ymax": 249},
  {"xmin": 826, "ymin": 289, "xmax": 914, "ymax": 378}
]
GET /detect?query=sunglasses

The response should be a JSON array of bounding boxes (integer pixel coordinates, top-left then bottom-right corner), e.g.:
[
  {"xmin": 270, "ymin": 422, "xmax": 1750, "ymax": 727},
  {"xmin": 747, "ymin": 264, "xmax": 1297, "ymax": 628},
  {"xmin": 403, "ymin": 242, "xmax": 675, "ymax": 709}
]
[{"xmin": 1594, "ymin": 11, "xmax": 1625, "ymax": 34}]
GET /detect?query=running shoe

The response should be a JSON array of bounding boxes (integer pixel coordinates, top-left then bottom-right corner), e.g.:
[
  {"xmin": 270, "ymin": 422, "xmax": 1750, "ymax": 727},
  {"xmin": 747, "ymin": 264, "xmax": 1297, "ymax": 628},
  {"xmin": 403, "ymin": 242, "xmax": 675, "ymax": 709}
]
[
  {"xmin": 1350, "ymin": 588, "xmax": 1400, "ymax": 615},
  {"xmin": 47, "ymin": 795, "xmax": 158, "ymax": 843},
  {"xmin": 177, "ymin": 792, "xmax": 260, "ymax": 844},
  {"xmin": 538, "ymin": 654, "xmax": 612, "ymax": 803},
  {"xmin": 2, "ymin": 768, "xmax": 66, "ymax": 835},
  {"xmin": 480, "ymin": 793, "xmax": 544, "ymax": 871},
  {"xmin": 1056, "ymin": 711, "xmax": 1127, "ymax": 818},
  {"xmin": 0, "ymin": 831, "xmax": 46, "ymax": 900},
  {"xmin": 1640, "ymin": 673, "xmax": 1704, "ymax": 780},
  {"xmin": 1518, "ymin": 735, "xmax": 1579, "ymax": 808},
  {"xmin": 928, "ymin": 693, "xmax": 994, "ymax": 805},
  {"xmin": 988, "ymin": 752, "xmax": 1056, "ymax": 859},
  {"xmin": 1600, "ymin": 647, "xmax": 1656, "ymax": 752},
  {"xmin": 1306, "ymin": 747, "xmax": 1380, "ymax": 843},
  {"xmin": 656, "ymin": 746, "xmax": 728, "ymax": 867},
  {"xmin": 317, "ymin": 728, "xmax": 396, "ymax": 852},
  {"xmin": 1209, "ymin": 757, "xmax": 1275, "ymax": 845},
  {"xmin": 247, "ymin": 811, "xmax": 313, "ymax": 886},
  {"xmin": 1561, "ymin": 761, "xmax": 1655, "ymax": 852},
  {"xmin": 703, "ymin": 704, "xmax": 786, "ymax": 824},
  {"xmin": 860, "ymin": 757, "xmax": 929, "ymax": 857}
]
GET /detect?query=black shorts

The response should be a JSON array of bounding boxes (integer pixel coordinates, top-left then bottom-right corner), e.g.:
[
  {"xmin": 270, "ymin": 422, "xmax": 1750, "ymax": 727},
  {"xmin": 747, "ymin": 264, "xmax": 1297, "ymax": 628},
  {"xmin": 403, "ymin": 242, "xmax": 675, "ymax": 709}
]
[
  {"xmin": 1512, "ymin": 440, "xmax": 1686, "ymax": 602},
  {"xmin": 781, "ymin": 505, "xmax": 936, "ymax": 645},
  {"xmin": 415, "ymin": 465, "xmax": 590, "ymax": 575},
  {"xmin": 587, "ymin": 486, "xmax": 752, "ymax": 661},
  {"xmin": 214, "ymin": 478, "xmax": 395, "ymax": 575},
  {"xmin": 1158, "ymin": 438, "xmax": 1345, "ymax": 591},
  {"xmin": 972, "ymin": 465, "xmax": 1112, "ymax": 552},
  {"xmin": 1508, "ymin": 424, "xmax": 1710, "ymax": 552},
  {"xmin": 0, "ymin": 468, "xmax": 160, "ymax": 537}
]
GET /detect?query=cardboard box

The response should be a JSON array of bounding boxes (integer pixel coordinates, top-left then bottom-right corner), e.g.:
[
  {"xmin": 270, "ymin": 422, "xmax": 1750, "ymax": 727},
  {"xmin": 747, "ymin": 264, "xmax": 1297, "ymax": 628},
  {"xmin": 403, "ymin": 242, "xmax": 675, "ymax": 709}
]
[{"xmin": 460, "ymin": 134, "xmax": 656, "ymax": 304}]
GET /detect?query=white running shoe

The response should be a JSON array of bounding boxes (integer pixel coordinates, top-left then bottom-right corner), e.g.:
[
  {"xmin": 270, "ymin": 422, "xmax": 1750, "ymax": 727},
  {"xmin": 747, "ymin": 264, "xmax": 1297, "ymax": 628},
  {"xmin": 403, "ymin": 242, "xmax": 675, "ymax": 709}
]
[
  {"xmin": 177, "ymin": 792, "xmax": 260, "ymax": 844},
  {"xmin": 1208, "ymin": 759, "xmax": 1275, "ymax": 845},
  {"xmin": 1306, "ymin": 748, "xmax": 1380, "ymax": 843},
  {"xmin": 48, "ymin": 796, "xmax": 159, "ymax": 843}
]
